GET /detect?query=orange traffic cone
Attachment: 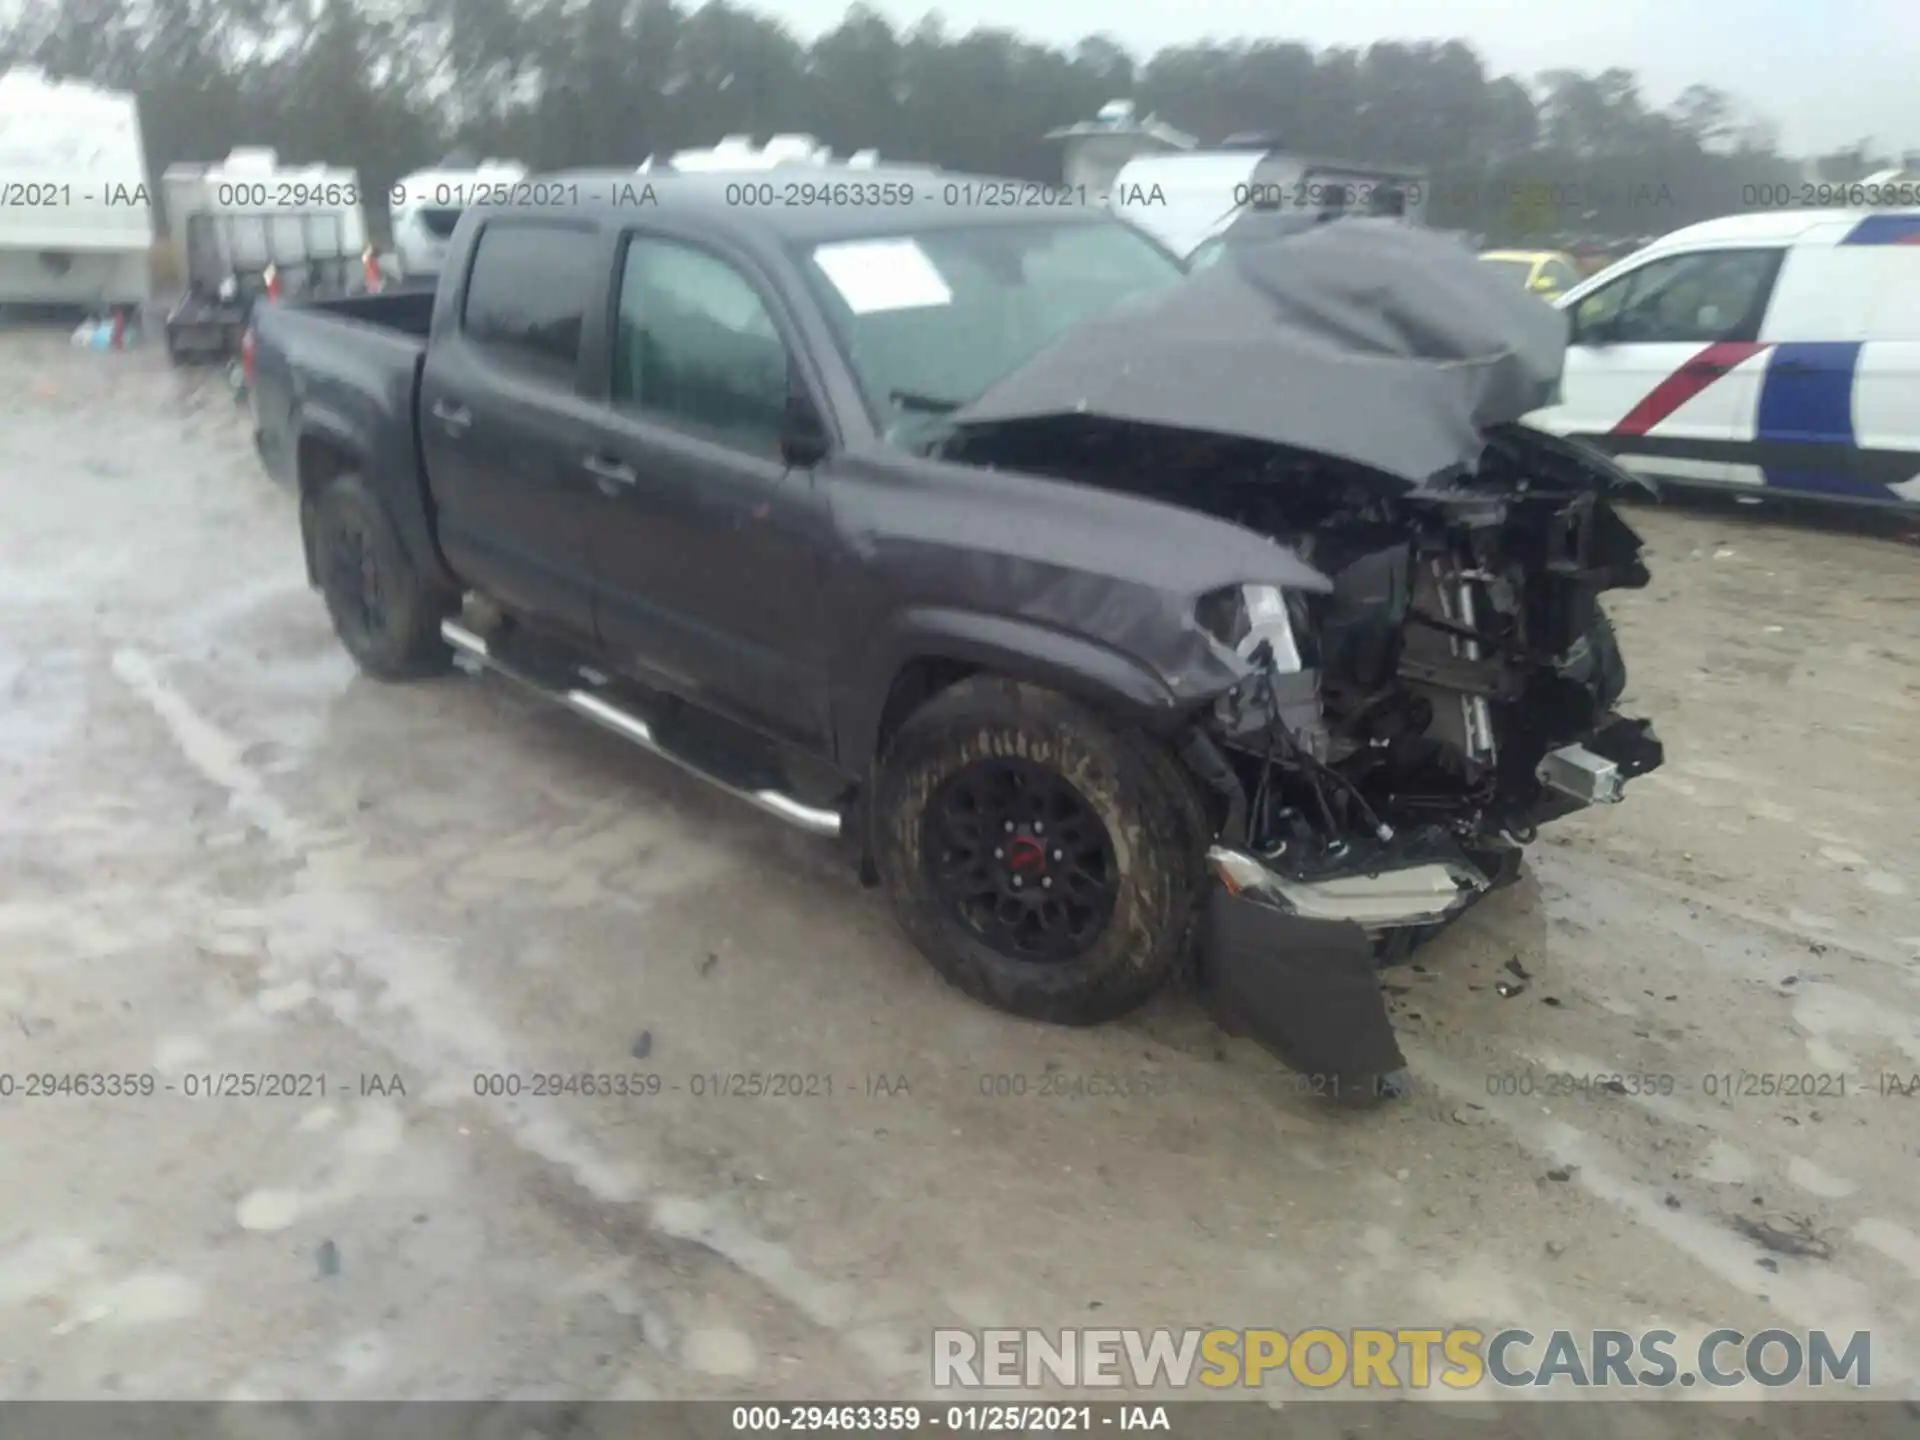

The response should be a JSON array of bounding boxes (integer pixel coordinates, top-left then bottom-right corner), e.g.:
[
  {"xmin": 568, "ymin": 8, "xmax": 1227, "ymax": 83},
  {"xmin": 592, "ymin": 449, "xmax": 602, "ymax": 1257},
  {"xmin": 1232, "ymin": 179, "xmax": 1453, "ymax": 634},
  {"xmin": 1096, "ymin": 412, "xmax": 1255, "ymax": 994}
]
[
  {"xmin": 263, "ymin": 263, "xmax": 281, "ymax": 302},
  {"xmin": 363, "ymin": 247, "xmax": 383, "ymax": 292}
]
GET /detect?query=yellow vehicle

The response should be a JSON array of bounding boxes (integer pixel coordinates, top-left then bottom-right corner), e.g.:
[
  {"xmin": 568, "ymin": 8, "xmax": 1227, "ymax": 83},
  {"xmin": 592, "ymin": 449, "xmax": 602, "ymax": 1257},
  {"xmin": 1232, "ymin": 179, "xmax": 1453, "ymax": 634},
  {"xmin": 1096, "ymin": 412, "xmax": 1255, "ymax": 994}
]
[{"xmin": 1479, "ymin": 249, "xmax": 1580, "ymax": 300}]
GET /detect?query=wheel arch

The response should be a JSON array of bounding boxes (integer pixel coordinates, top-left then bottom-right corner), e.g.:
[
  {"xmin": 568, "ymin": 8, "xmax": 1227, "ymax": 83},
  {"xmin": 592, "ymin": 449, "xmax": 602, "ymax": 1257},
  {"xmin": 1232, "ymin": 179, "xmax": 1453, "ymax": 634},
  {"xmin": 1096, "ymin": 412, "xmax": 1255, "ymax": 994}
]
[
  {"xmin": 294, "ymin": 427, "xmax": 366, "ymax": 586},
  {"xmin": 292, "ymin": 412, "xmax": 454, "ymax": 593},
  {"xmin": 843, "ymin": 606, "xmax": 1198, "ymax": 775},
  {"xmin": 866, "ymin": 668, "xmax": 1209, "ymax": 1027}
]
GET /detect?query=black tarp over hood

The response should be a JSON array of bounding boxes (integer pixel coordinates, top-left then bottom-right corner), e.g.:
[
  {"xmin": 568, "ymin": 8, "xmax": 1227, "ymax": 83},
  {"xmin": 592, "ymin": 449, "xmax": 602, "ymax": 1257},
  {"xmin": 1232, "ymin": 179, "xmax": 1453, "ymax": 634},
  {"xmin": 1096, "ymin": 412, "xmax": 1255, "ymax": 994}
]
[{"xmin": 951, "ymin": 219, "xmax": 1571, "ymax": 487}]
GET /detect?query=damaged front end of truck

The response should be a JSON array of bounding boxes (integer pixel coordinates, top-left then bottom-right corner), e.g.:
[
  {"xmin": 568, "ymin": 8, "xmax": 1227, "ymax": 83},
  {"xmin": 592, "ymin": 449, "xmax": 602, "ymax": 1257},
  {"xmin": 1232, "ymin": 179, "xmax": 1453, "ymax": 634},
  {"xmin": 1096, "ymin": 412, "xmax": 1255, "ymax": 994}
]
[
  {"xmin": 939, "ymin": 220, "xmax": 1667, "ymax": 1092},
  {"xmin": 1181, "ymin": 429, "xmax": 1665, "ymax": 1094}
]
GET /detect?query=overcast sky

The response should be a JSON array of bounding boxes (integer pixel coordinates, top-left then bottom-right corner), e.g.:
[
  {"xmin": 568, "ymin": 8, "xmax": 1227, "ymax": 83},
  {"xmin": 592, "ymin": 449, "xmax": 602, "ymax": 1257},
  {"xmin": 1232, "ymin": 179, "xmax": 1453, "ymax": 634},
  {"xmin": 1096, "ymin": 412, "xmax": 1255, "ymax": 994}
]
[{"xmin": 772, "ymin": 0, "xmax": 1918, "ymax": 158}]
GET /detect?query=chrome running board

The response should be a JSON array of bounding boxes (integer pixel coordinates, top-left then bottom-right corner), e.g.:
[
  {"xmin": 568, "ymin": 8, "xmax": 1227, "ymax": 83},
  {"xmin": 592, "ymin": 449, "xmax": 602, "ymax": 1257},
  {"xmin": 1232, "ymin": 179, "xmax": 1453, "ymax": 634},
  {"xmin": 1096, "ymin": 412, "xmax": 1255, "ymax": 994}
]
[{"xmin": 441, "ymin": 620, "xmax": 844, "ymax": 839}]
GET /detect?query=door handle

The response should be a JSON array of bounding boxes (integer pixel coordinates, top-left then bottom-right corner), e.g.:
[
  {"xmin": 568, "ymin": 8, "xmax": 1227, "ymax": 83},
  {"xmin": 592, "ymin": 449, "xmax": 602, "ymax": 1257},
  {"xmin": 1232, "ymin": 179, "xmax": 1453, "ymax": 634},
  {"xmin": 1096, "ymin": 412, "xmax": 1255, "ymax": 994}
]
[
  {"xmin": 583, "ymin": 454, "xmax": 637, "ymax": 492},
  {"xmin": 431, "ymin": 400, "xmax": 472, "ymax": 433},
  {"xmin": 1683, "ymin": 361, "xmax": 1732, "ymax": 376}
]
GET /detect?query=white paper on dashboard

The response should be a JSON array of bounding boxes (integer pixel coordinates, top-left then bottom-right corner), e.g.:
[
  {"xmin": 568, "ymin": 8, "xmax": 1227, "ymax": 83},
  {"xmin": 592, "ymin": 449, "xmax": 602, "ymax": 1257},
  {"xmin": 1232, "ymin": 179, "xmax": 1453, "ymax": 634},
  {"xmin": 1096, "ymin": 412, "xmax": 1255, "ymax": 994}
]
[{"xmin": 812, "ymin": 238, "xmax": 954, "ymax": 314}]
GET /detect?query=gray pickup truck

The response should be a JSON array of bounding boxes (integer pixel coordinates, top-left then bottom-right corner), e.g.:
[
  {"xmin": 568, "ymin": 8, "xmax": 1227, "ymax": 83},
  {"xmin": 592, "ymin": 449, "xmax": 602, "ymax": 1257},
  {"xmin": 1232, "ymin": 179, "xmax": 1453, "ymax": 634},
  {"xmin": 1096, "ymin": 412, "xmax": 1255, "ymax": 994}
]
[{"xmin": 247, "ymin": 171, "xmax": 1663, "ymax": 1095}]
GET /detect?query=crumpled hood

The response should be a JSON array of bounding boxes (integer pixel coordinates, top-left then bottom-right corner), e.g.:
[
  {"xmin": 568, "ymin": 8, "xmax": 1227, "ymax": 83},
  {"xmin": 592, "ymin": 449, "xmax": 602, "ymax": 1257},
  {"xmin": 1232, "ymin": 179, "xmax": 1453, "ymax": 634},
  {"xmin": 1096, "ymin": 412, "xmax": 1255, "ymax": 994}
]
[{"xmin": 951, "ymin": 220, "xmax": 1571, "ymax": 487}]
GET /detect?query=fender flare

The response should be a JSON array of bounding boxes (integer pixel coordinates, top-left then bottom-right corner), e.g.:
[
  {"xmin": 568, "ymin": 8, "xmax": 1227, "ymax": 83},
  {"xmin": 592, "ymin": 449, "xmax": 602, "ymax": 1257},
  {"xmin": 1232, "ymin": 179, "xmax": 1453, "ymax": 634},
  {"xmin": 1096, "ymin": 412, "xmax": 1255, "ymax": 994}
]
[
  {"xmin": 292, "ymin": 408, "xmax": 368, "ymax": 586},
  {"xmin": 841, "ymin": 605, "xmax": 1205, "ymax": 771},
  {"xmin": 292, "ymin": 406, "xmax": 454, "ymax": 591}
]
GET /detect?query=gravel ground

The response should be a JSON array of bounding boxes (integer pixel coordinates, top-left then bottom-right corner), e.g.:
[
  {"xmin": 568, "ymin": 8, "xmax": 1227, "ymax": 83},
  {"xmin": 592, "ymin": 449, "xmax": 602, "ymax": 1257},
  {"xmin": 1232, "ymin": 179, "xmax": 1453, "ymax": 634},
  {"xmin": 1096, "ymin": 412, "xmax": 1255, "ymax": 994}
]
[{"xmin": 0, "ymin": 330, "xmax": 1916, "ymax": 1429}]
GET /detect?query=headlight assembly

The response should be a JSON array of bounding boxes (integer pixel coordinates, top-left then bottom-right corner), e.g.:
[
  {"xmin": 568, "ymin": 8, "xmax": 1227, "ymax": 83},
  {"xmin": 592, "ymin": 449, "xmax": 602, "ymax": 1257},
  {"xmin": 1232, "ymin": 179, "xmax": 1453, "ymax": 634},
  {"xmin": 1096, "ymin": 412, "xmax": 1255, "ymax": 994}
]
[{"xmin": 1197, "ymin": 583, "xmax": 1303, "ymax": 673}]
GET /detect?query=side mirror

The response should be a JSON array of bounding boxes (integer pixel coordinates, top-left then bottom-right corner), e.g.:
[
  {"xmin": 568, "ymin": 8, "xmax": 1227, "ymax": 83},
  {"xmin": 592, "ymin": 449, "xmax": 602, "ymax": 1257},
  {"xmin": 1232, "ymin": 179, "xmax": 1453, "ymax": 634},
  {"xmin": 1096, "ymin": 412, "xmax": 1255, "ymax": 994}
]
[{"xmin": 779, "ymin": 379, "xmax": 830, "ymax": 468}]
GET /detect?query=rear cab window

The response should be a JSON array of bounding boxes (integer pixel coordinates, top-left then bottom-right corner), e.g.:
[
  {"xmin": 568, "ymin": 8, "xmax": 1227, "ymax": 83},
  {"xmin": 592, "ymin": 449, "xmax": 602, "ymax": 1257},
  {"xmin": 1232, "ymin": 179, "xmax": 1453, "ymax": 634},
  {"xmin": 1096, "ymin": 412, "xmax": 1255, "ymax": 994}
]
[{"xmin": 460, "ymin": 220, "xmax": 599, "ymax": 383}]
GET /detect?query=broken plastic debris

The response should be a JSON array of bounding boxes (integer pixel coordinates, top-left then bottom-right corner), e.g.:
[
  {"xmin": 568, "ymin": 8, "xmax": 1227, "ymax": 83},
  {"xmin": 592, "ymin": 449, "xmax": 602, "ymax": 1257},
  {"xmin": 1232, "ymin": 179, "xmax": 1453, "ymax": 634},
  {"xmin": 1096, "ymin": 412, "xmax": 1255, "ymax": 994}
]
[
  {"xmin": 1494, "ymin": 979, "xmax": 1527, "ymax": 998},
  {"xmin": 70, "ymin": 312, "xmax": 142, "ymax": 351}
]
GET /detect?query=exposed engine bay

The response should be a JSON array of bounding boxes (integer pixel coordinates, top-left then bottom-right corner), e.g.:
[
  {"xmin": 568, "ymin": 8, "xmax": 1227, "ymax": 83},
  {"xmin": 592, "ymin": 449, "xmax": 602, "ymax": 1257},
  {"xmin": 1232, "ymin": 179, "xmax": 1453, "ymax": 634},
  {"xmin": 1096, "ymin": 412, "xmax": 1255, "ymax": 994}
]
[{"xmin": 943, "ymin": 414, "xmax": 1666, "ymax": 940}]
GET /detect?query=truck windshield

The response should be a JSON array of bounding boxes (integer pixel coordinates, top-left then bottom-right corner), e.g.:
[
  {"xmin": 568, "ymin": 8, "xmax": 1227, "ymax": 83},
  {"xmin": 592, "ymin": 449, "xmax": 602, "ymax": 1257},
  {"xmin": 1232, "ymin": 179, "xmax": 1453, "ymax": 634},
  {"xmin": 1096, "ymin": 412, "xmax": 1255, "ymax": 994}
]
[{"xmin": 800, "ymin": 219, "xmax": 1185, "ymax": 447}]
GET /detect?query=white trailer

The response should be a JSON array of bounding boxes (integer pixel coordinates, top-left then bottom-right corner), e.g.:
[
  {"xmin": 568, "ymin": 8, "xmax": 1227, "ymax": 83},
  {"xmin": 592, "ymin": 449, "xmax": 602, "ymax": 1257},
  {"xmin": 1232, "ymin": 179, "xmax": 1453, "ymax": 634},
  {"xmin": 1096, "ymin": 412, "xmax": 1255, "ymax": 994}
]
[
  {"xmin": 0, "ymin": 66, "xmax": 154, "ymax": 309},
  {"xmin": 160, "ymin": 147, "xmax": 370, "ymax": 363},
  {"xmin": 637, "ymin": 135, "xmax": 899, "ymax": 172}
]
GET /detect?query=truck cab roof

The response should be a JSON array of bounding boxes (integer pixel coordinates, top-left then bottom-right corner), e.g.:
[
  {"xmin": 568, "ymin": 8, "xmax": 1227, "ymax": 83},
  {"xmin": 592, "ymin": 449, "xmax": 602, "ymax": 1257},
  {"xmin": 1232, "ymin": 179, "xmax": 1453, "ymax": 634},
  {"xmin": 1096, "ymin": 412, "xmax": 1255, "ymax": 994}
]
[{"xmin": 528, "ymin": 167, "xmax": 1120, "ymax": 245}]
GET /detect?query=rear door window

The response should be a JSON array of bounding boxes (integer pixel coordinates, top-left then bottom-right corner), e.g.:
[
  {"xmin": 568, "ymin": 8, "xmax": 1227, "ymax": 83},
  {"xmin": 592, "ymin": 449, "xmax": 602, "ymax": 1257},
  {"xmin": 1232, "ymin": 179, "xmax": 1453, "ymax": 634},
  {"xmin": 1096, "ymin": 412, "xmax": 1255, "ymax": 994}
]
[{"xmin": 461, "ymin": 221, "xmax": 597, "ymax": 382}]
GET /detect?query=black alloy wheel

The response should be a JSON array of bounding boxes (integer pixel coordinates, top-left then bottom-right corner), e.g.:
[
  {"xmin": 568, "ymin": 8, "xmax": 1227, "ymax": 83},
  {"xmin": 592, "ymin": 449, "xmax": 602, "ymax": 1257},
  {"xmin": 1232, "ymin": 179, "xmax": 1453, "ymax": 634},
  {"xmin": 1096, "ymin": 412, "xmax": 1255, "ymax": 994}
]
[
  {"xmin": 870, "ymin": 676, "xmax": 1210, "ymax": 1027},
  {"xmin": 324, "ymin": 506, "xmax": 389, "ymax": 653},
  {"xmin": 922, "ymin": 757, "xmax": 1119, "ymax": 963},
  {"xmin": 309, "ymin": 472, "xmax": 452, "ymax": 680}
]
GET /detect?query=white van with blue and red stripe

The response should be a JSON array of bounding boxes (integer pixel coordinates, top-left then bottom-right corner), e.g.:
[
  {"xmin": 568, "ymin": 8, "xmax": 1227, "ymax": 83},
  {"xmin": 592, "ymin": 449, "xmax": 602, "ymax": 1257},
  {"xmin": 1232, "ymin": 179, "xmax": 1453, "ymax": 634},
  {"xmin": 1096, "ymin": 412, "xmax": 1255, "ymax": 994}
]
[{"xmin": 1526, "ymin": 208, "xmax": 1920, "ymax": 508}]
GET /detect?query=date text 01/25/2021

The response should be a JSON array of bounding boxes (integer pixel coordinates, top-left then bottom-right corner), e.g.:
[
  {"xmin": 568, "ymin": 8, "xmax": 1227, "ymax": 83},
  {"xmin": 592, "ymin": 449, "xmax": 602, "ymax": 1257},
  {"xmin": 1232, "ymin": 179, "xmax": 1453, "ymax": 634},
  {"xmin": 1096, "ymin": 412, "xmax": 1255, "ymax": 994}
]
[{"xmin": 0, "ymin": 1072, "xmax": 405, "ymax": 1099}]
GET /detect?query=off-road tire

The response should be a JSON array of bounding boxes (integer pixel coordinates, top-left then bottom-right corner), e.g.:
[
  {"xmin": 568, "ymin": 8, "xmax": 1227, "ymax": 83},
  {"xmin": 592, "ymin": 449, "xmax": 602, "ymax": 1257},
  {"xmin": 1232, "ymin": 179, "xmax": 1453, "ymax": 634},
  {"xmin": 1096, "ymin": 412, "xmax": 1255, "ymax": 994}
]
[
  {"xmin": 311, "ymin": 472, "xmax": 453, "ymax": 681},
  {"xmin": 872, "ymin": 676, "xmax": 1208, "ymax": 1025}
]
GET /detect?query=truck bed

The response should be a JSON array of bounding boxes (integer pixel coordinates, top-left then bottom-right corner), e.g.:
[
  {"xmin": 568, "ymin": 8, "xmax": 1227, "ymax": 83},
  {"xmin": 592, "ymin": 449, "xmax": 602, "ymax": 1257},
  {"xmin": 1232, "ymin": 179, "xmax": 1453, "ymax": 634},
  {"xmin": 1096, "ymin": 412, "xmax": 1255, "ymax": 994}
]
[
  {"xmin": 249, "ymin": 288, "xmax": 442, "ymax": 588},
  {"xmin": 296, "ymin": 288, "xmax": 436, "ymax": 337}
]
